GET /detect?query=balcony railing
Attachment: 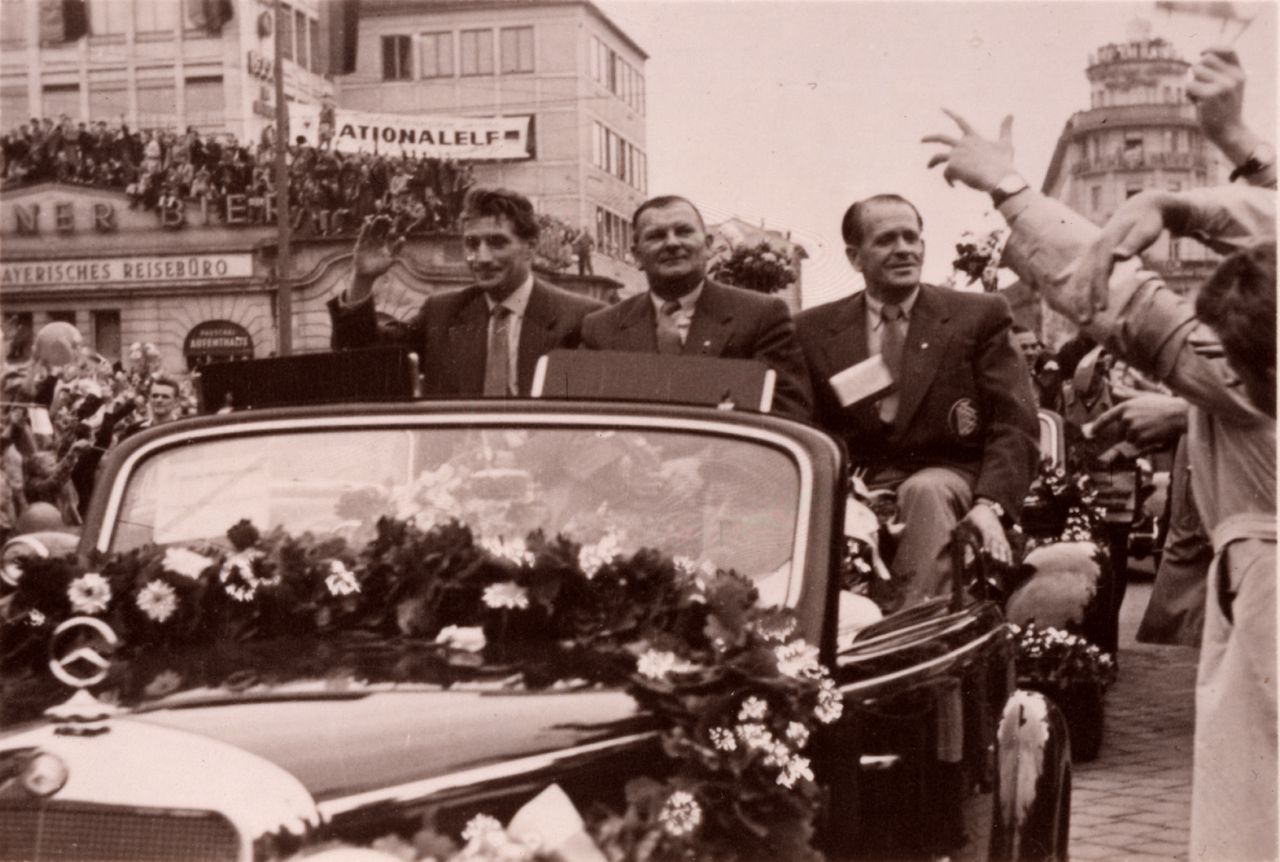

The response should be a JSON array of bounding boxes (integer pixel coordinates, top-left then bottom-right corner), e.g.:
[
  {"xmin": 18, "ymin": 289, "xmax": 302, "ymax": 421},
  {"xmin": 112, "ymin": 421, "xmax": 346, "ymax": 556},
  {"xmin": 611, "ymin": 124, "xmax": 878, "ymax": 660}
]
[{"xmin": 1071, "ymin": 150, "xmax": 1208, "ymax": 175}]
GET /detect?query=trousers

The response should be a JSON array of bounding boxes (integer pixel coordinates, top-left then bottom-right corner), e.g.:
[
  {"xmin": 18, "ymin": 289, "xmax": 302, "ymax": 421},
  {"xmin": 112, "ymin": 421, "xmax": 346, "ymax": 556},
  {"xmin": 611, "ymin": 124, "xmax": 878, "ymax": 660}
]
[{"xmin": 871, "ymin": 465, "xmax": 975, "ymax": 607}]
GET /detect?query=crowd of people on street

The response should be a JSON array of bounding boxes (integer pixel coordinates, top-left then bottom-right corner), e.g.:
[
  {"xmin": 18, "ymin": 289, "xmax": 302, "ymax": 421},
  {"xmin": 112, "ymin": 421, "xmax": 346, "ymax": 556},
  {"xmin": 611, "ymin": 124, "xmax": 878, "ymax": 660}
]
[
  {"xmin": 0, "ymin": 321, "xmax": 192, "ymax": 541},
  {"xmin": 0, "ymin": 117, "xmax": 486, "ymax": 237}
]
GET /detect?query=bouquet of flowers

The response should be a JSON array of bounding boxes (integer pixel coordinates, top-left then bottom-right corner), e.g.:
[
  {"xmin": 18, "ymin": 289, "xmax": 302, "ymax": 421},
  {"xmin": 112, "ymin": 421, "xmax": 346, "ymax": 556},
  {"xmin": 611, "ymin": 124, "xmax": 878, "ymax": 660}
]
[
  {"xmin": 709, "ymin": 241, "xmax": 796, "ymax": 296},
  {"xmin": 1010, "ymin": 622, "xmax": 1118, "ymax": 693}
]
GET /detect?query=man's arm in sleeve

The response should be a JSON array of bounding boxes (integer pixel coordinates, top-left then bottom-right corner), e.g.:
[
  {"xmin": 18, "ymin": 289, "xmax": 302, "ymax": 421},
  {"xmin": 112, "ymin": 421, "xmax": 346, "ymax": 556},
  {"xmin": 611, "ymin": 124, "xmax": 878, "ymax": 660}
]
[
  {"xmin": 998, "ymin": 189, "xmax": 1264, "ymax": 424},
  {"xmin": 753, "ymin": 297, "xmax": 815, "ymax": 421},
  {"xmin": 971, "ymin": 297, "xmax": 1040, "ymax": 517}
]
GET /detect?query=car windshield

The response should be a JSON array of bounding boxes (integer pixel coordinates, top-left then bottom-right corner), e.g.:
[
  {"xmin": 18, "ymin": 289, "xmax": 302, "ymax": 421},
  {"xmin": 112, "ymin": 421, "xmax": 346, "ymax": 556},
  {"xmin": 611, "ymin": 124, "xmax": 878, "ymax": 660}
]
[{"xmin": 110, "ymin": 424, "xmax": 804, "ymax": 606}]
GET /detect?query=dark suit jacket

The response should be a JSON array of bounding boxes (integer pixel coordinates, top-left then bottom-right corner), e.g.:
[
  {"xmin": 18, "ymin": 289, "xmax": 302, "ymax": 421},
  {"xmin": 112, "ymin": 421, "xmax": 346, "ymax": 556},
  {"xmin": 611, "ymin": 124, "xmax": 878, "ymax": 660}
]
[
  {"xmin": 795, "ymin": 284, "xmax": 1038, "ymax": 516},
  {"xmin": 579, "ymin": 280, "xmax": 814, "ymax": 420},
  {"xmin": 328, "ymin": 278, "xmax": 605, "ymax": 397}
]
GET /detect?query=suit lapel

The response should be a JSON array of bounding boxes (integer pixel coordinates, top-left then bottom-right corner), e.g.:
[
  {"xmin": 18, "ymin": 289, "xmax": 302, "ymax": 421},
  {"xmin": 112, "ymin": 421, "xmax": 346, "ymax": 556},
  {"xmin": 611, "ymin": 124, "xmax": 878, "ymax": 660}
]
[
  {"xmin": 447, "ymin": 288, "xmax": 489, "ymax": 395},
  {"xmin": 821, "ymin": 292, "xmax": 881, "ymax": 428},
  {"xmin": 892, "ymin": 285, "xmax": 952, "ymax": 432},
  {"xmin": 684, "ymin": 281, "xmax": 735, "ymax": 356},
  {"xmin": 614, "ymin": 294, "xmax": 660, "ymax": 352},
  {"xmin": 516, "ymin": 280, "xmax": 556, "ymax": 396}
]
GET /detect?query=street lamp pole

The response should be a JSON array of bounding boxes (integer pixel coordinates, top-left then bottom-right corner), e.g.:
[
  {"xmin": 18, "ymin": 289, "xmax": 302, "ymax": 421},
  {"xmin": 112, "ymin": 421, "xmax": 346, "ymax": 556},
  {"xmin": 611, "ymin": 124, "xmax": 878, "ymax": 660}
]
[{"xmin": 273, "ymin": 0, "xmax": 293, "ymax": 355}]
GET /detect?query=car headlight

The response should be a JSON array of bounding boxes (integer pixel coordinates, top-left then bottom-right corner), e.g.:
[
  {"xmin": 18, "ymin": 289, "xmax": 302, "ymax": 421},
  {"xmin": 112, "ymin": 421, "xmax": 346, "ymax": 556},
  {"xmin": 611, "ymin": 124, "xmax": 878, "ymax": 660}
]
[{"xmin": 20, "ymin": 751, "xmax": 68, "ymax": 797}]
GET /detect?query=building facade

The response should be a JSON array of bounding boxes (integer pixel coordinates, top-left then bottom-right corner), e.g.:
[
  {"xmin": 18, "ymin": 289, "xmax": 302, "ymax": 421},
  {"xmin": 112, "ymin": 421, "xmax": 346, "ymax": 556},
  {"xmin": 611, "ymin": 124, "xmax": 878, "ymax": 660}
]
[
  {"xmin": 339, "ymin": 0, "xmax": 648, "ymax": 291},
  {"xmin": 0, "ymin": 0, "xmax": 333, "ymax": 143},
  {"xmin": 1038, "ymin": 21, "xmax": 1223, "ymax": 347},
  {"xmin": 1, "ymin": 0, "xmax": 637, "ymax": 372}
]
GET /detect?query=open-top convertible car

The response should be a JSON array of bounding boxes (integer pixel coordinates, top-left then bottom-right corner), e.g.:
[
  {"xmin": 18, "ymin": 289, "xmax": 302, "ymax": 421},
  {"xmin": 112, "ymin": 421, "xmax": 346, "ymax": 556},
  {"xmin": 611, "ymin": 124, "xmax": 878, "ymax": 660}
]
[{"xmin": 0, "ymin": 352, "xmax": 1071, "ymax": 862}]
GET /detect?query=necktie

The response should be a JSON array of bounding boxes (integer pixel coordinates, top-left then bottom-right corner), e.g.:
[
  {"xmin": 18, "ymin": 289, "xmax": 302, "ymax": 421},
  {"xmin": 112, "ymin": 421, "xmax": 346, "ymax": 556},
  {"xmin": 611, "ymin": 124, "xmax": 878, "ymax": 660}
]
[
  {"xmin": 878, "ymin": 303, "xmax": 905, "ymax": 423},
  {"xmin": 484, "ymin": 304, "xmax": 513, "ymax": 396},
  {"xmin": 656, "ymin": 299, "xmax": 684, "ymax": 355}
]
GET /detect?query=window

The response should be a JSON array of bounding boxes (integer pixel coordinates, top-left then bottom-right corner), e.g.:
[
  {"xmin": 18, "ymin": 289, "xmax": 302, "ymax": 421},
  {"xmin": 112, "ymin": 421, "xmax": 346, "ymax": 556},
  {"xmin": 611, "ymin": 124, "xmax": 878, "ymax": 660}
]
[
  {"xmin": 500, "ymin": 27, "xmax": 533, "ymax": 73},
  {"xmin": 280, "ymin": 5, "xmax": 293, "ymax": 61},
  {"xmin": 1090, "ymin": 186, "xmax": 1102, "ymax": 212},
  {"xmin": 134, "ymin": 0, "xmax": 176, "ymax": 33},
  {"xmin": 92, "ymin": 310, "xmax": 121, "ymax": 361},
  {"xmin": 460, "ymin": 29, "xmax": 493, "ymax": 76},
  {"xmin": 591, "ymin": 122, "xmax": 603, "ymax": 168},
  {"xmin": 89, "ymin": 83, "xmax": 127, "ymax": 122},
  {"xmin": 1, "ymin": 0, "xmax": 25, "ymax": 44},
  {"xmin": 42, "ymin": 84, "xmax": 81, "ymax": 121},
  {"xmin": 308, "ymin": 17, "xmax": 320, "ymax": 73},
  {"xmin": 382, "ymin": 34, "xmax": 411, "ymax": 80},
  {"xmin": 421, "ymin": 32, "xmax": 453, "ymax": 78},
  {"xmin": 48, "ymin": 311, "xmax": 77, "ymax": 326},
  {"xmin": 294, "ymin": 9, "xmax": 309, "ymax": 70},
  {"xmin": 637, "ymin": 74, "xmax": 645, "ymax": 115},
  {"xmin": 136, "ymin": 80, "xmax": 176, "ymax": 127},
  {"xmin": 185, "ymin": 76, "xmax": 224, "ymax": 129},
  {"xmin": 589, "ymin": 36, "xmax": 600, "ymax": 81},
  {"xmin": 1122, "ymin": 135, "xmax": 1144, "ymax": 167},
  {"xmin": 3, "ymin": 313, "xmax": 33, "ymax": 363},
  {"xmin": 1, "ymin": 87, "xmax": 29, "ymax": 125},
  {"xmin": 89, "ymin": 0, "xmax": 128, "ymax": 34}
]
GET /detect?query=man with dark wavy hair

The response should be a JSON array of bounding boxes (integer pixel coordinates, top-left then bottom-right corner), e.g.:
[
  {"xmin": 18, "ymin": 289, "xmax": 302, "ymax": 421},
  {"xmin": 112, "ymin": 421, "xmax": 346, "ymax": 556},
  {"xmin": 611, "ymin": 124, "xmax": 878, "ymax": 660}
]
[{"xmin": 330, "ymin": 186, "xmax": 603, "ymax": 397}]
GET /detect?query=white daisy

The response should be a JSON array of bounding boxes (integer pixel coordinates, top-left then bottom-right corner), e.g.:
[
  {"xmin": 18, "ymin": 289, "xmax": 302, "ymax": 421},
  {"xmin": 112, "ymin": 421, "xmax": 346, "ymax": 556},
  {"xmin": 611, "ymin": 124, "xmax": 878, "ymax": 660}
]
[
  {"xmin": 775, "ymin": 640, "xmax": 822, "ymax": 679},
  {"xmin": 658, "ymin": 791, "xmax": 702, "ymax": 837},
  {"xmin": 136, "ymin": 580, "xmax": 177, "ymax": 622},
  {"xmin": 786, "ymin": 721, "xmax": 810, "ymax": 747},
  {"xmin": 738, "ymin": 696, "xmax": 768, "ymax": 722},
  {"xmin": 709, "ymin": 726, "xmax": 737, "ymax": 752},
  {"xmin": 815, "ymin": 678, "xmax": 844, "ymax": 724},
  {"xmin": 461, "ymin": 814, "xmax": 504, "ymax": 844},
  {"xmin": 325, "ymin": 560, "xmax": 361, "ymax": 596},
  {"xmin": 578, "ymin": 529, "xmax": 624, "ymax": 579},
  {"xmin": 777, "ymin": 755, "xmax": 815, "ymax": 789},
  {"xmin": 67, "ymin": 572, "xmax": 112, "ymax": 614},
  {"xmin": 482, "ymin": 581, "xmax": 530, "ymax": 610},
  {"xmin": 735, "ymin": 722, "xmax": 774, "ymax": 751},
  {"xmin": 27, "ymin": 609, "xmax": 46, "ymax": 627},
  {"xmin": 480, "ymin": 536, "xmax": 535, "ymax": 567},
  {"xmin": 161, "ymin": 547, "xmax": 212, "ymax": 580}
]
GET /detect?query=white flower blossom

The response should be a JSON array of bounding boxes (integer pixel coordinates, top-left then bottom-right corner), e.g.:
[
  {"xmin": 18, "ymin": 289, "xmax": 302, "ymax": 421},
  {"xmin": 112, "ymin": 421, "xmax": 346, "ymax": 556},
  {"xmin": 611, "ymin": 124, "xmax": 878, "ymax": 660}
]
[
  {"xmin": 435, "ymin": 625, "xmax": 487, "ymax": 652},
  {"xmin": 27, "ymin": 609, "xmax": 46, "ymax": 627},
  {"xmin": 220, "ymin": 549, "xmax": 263, "ymax": 602},
  {"xmin": 578, "ymin": 529, "xmax": 624, "ymax": 579},
  {"xmin": 482, "ymin": 581, "xmax": 530, "ymax": 610},
  {"xmin": 325, "ymin": 560, "xmax": 361, "ymax": 596},
  {"xmin": 735, "ymin": 722, "xmax": 774, "ymax": 751},
  {"xmin": 786, "ymin": 721, "xmax": 810, "ymax": 747},
  {"xmin": 775, "ymin": 640, "xmax": 822, "ymax": 679},
  {"xmin": 461, "ymin": 814, "xmax": 504, "ymax": 845},
  {"xmin": 815, "ymin": 678, "xmax": 844, "ymax": 724},
  {"xmin": 659, "ymin": 791, "xmax": 703, "ymax": 837},
  {"xmin": 67, "ymin": 572, "xmax": 112, "ymax": 614},
  {"xmin": 636, "ymin": 649, "xmax": 695, "ymax": 680},
  {"xmin": 762, "ymin": 740, "xmax": 792, "ymax": 768},
  {"xmin": 777, "ymin": 755, "xmax": 815, "ymax": 788},
  {"xmin": 738, "ymin": 696, "xmax": 768, "ymax": 722},
  {"xmin": 136, "ymin": 580, "xmax": 177, "ymax": 622},
  {"xmin": 709, "ymin": 727, "xmax": 737, "ymax": 752},
  {"xmin": 480, "ymin": 535, "xmax": 535, "ymax": 567},
  {"xmin": 162, "ymin": 547, "xmax": 212, "ymax": 580}
]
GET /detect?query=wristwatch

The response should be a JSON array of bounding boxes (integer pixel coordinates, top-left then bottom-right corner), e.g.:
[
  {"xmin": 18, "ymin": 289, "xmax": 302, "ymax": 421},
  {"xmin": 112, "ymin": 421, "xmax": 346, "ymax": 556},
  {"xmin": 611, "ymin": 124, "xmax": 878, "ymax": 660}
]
[
  {"xmin": 990, "ymin": 173, "xmax": 1030, "ymax": 208},
  {"xmin": 1228, "ymin": 141, "xmax": 1276, "ymax": 183},
  {"xmin": 975, "ymin": 497, "xmax": 1007, "ymax": 522}
]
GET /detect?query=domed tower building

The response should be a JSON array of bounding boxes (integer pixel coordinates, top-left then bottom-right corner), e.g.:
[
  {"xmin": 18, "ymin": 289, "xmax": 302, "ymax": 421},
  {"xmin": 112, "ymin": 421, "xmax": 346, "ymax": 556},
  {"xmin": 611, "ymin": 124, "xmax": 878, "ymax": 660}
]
[{"xmin": 1038, "ymin": 19, "xmax": 1225, "ymax": 347}]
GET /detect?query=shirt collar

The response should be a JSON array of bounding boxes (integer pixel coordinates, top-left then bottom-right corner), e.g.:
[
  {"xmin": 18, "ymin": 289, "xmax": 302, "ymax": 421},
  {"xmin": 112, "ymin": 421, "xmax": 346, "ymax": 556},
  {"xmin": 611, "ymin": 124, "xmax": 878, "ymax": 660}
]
[
  {"xmin": 485, "ymin": 275, "xmax": 535, "ymax": 318},
  {"xmin": 650, "ymin": 280, "xmax": 704, "ymax": 316},
  {"xmin": 865, "ymin": 285, "xmax": 921, "ymax": 327}
]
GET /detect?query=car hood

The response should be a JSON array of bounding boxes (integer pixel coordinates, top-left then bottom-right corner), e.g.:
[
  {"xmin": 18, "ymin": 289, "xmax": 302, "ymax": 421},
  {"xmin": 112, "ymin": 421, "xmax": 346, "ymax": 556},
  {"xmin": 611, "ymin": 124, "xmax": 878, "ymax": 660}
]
[{"xmin": 123, "ymin": 686, "xmax": 647, "ymax": 803}]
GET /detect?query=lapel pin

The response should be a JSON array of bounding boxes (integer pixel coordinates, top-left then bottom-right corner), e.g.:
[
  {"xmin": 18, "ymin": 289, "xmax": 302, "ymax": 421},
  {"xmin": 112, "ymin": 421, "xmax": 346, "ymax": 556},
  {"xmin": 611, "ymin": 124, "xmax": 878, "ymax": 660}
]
[{"xmin": 920, "ymin": 341, "xmax": 929, "ymax": 350}]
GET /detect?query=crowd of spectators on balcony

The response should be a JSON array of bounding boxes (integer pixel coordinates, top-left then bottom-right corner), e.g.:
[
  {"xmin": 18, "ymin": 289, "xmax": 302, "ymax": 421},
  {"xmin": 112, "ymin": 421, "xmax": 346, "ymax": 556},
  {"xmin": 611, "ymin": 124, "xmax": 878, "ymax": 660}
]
[{"xmin": 0, "ymin": 116, "xmax": 481, "ymax": 237}]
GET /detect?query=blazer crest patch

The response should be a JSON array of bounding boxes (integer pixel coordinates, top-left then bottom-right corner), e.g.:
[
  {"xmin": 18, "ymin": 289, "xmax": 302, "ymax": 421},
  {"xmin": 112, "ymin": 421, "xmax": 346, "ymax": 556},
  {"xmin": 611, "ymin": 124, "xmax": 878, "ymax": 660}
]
[{"xmin": 948, "ymin": 397, "xmax": 980, "ymax": 438}]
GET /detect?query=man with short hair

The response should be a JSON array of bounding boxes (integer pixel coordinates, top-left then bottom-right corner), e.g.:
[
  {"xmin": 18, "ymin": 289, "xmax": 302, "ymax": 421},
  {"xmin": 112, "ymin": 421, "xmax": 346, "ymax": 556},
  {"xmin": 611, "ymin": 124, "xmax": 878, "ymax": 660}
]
[
  {"xmin": 795, "ymin": 194, "xmax": 1039, "ymax": 606},
  {"xmin": 579, "ymin": 195, "xmax": 813, "ymax": 419},
  {"xmin": 148, "ymin": 377, "xmax": 181, "ymax": 425},
  {"xmin": 330, "ymin": 187, "xmax": 604, "ymax": 397}
]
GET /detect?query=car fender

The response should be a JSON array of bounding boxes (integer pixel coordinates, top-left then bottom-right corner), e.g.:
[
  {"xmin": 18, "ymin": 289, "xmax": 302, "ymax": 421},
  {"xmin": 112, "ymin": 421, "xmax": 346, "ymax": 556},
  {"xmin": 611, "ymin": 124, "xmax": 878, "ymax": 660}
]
[{"xmin": 990, "ymin": 688, "xmax": 1072, "ymax": 861}]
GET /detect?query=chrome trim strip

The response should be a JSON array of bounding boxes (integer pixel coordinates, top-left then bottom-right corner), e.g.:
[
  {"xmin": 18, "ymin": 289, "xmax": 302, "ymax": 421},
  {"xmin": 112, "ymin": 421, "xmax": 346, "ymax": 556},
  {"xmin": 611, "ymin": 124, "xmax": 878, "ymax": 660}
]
[
  {"xmin": 836, "ymin": 611, "xmax": 980, "ymax": 665},
  {"xmin": 97, "ymin": 412, "xmax": 816, "ymax": 607},
  {"xmin": 837, "ymin": 625, "xmax": 1002, "ymax": 696},
  {"xmin": 316, "ymin": 730, "xmax": 659, "ymax": 819}
]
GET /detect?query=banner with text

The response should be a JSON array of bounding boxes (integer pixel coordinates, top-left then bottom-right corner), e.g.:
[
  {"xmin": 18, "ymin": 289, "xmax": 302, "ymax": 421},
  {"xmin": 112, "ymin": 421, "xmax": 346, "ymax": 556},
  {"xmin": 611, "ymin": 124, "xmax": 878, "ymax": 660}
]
[{"xmin": 291, "ymin": 106, "xmax": 532, "ymax": 161}]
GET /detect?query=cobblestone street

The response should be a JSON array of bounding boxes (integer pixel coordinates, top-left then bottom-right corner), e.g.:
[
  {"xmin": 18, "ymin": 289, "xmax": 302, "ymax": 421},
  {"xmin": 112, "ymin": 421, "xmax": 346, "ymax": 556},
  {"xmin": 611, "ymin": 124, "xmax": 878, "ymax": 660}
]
[{"xmin": 1069, "ymin": 578, "xmax": 1200, "ymax": 862}]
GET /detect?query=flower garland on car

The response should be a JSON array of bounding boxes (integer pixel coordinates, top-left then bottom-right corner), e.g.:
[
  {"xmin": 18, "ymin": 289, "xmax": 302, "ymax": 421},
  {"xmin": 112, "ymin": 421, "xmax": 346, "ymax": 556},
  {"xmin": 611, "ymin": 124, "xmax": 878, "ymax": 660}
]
[
  {"xmin": 1, "ymin": 516, "xmax": 842, "ymax": 862},
  {"xmin": 708, "ymin": 241, "xmax": 798, "ymax": 296},
  {"xmin": 1009, "ymin": 622, "xmax": 1118, "ymax": 693}
]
